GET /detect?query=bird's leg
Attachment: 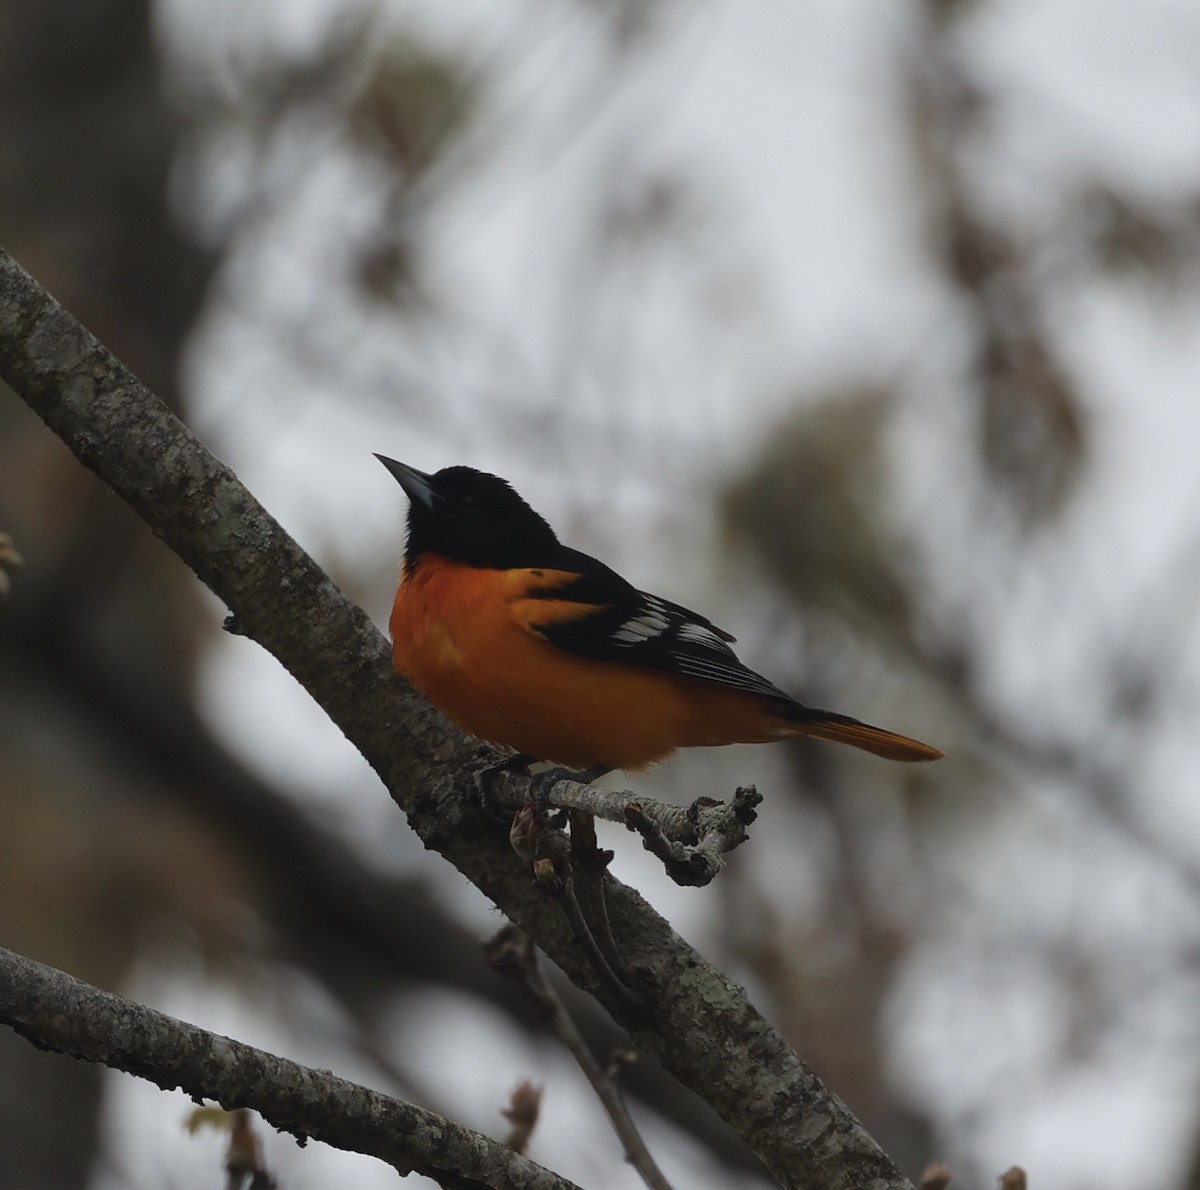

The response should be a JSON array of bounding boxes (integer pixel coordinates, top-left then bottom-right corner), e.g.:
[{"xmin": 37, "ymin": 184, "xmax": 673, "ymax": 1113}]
[
  {"xmin": 475, "ymin": 752, "xmax": 536, "ymax": 821},
  {"xmin": 477, "ymin": 758, "xmax": 612, "ymax": 820},
  {"xmin": 524, "ymin": 764, "xmax": 612, "ymax": 829},
  {"xmin": 528, "ymin": 764, "xmax": 613, "ymax": 807}
]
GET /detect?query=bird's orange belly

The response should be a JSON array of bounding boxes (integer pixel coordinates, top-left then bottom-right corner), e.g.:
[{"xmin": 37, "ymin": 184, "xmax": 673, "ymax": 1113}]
[
  {"xmin": 399, "ymin": 630, "xmax": 686, "ymax": 769},
  {"xmin": 390, "ymin": 576, "xmax": 787, "ymax": 770}
]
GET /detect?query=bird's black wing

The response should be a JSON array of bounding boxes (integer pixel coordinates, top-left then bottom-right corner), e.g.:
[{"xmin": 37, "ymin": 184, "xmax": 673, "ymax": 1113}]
[{"xmin": 528, "ymin": 547, "xmax": 796, "ymax": 704}]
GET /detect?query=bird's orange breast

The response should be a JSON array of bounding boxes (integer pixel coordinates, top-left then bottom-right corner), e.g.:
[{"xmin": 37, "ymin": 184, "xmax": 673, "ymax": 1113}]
[{"xmin": 388, "ymin": 556, "xmax": 789, "ymax": 770}]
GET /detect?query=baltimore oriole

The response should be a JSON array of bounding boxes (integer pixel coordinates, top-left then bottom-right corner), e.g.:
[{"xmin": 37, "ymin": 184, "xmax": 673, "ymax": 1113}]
[{"xmin": 378, "ymin": 457, "xmax": 942, "ymax": 779}]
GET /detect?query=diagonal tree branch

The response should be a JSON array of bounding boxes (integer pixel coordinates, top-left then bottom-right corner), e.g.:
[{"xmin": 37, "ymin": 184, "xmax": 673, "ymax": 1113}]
[
  {"xmin": 0, "ymin": 945, "xmax": 580, "ymax": 1190},
  {"xmin": 0, "ymin": 244, "xmax": 914, "ymax": 1190}
]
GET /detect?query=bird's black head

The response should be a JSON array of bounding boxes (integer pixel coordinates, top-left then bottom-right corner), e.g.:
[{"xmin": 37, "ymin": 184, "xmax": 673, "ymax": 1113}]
[{"xmin": 376, "ymin": 457, "xmax": 561, "ymax": 569}]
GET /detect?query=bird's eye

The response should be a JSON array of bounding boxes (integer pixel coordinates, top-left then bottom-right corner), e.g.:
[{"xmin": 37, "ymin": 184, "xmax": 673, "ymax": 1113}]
[{"xmin": 461, "ymin": 494, "xmax": 479, "ymax": 509}]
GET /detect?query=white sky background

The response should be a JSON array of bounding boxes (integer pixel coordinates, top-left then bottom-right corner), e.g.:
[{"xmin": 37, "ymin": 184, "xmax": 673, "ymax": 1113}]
[{"xmin": 94, "ymin": 1, "xmax": 1200, "ymax": 1187}]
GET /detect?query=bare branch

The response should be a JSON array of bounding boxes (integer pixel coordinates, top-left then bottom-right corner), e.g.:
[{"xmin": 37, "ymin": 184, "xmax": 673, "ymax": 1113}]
[
  {"xmin": 493, "ymin": 771, "xmax": 763, "ymax": 887},
  {"xmin": 0, "ymin": 945, "xmax": 580, "ymax": 1190},
  {"xmin": 486, "ymin": 927, "xmax": 673, "ymax": 1190}
]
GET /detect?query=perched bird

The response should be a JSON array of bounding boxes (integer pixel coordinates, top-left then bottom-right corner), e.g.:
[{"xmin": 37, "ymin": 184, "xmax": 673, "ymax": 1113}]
[{"xmin": 378, "ymin": 458, "xmax": 942, "ymax": 782}]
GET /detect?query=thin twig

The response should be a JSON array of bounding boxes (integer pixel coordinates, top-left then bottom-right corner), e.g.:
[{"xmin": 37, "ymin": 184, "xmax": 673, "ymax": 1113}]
[
  {"xmin": 624, "ymin": 788, "xmax": 762, "ymax": 886},
  {"xmin": 567, "ymin": 810, "xmax": 625, "ymax": 976},
  {"xmin": 557, "ymin": 878, "xmax": 645, "ymax": 1014},
  {"xmin": 491, "ymin": 771, "xmax": 762, "ymax": 887},
  {"xmin": 485, "ymin": 927, "xmax": 674, "ymax": 1190},
  {"xmin": 510, "ymin": 805, "xmax": 644, "ymax": 1011}
]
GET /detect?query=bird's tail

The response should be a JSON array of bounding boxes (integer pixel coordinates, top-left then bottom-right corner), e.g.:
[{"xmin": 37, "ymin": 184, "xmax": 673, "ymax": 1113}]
[{"xmin": 786, "ymin": 706, "xmax": 943, "ymax": 762}]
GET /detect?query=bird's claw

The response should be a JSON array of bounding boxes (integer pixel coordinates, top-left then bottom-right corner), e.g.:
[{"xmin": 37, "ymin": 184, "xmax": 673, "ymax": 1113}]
[
  {"xmin": 527, "ymin": 763, "xmax": 611, "ymax": 822},
  {"xmin": 476, "ymin": 757, "xmax": 612, "ymax": 824},
  {"xmin": 475, "ymin": 753, "xmax": 534, "ymax": 823}
]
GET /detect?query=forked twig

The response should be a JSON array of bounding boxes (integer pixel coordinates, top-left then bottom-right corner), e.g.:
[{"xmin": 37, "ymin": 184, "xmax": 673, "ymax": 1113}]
[
  {"xmin": 492, "ymin": 769, "xmax": 762, "ymax": 887},
  {"xmin": 509, "ymin": 805, "xmax": 644, "ymax": 1010},
  {"xmin": 485, "ymin": 926, "xmax": 674, "ymax": 1190}
]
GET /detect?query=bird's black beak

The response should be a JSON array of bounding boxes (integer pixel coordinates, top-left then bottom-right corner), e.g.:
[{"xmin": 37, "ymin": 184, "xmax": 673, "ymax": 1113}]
[{"xmin": 375, "ymin": 455, "xmax": 437, "ymax": 510}]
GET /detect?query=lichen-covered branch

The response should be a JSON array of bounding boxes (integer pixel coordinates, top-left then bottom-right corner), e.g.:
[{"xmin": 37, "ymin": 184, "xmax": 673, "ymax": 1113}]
[
  {"xmin": 0, "ymin": 245, "xmax": 914, "ymax": 1190},
  {"xmin": 0, "ymin": 946, "xmax": 580, "ymax": 1190}
]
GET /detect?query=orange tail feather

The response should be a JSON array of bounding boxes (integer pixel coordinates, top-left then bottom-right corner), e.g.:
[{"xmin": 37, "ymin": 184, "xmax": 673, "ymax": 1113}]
[{"xmin": 792, "ymin": 709, "xmax": 943, "ymax": 762}]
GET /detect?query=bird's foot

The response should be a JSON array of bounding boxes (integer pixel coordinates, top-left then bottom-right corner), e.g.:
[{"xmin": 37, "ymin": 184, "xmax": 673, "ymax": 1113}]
[
  {"xmin": 476, "ymin": 757, "xmax": 613, "ymax": 824},
  {"xmin": 528, "ymin": 764, "xmax": 612, "ymax": 819},
  {"xmin": 475, "ymin": 752, "xmax": 535, "ymax": 823}
]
